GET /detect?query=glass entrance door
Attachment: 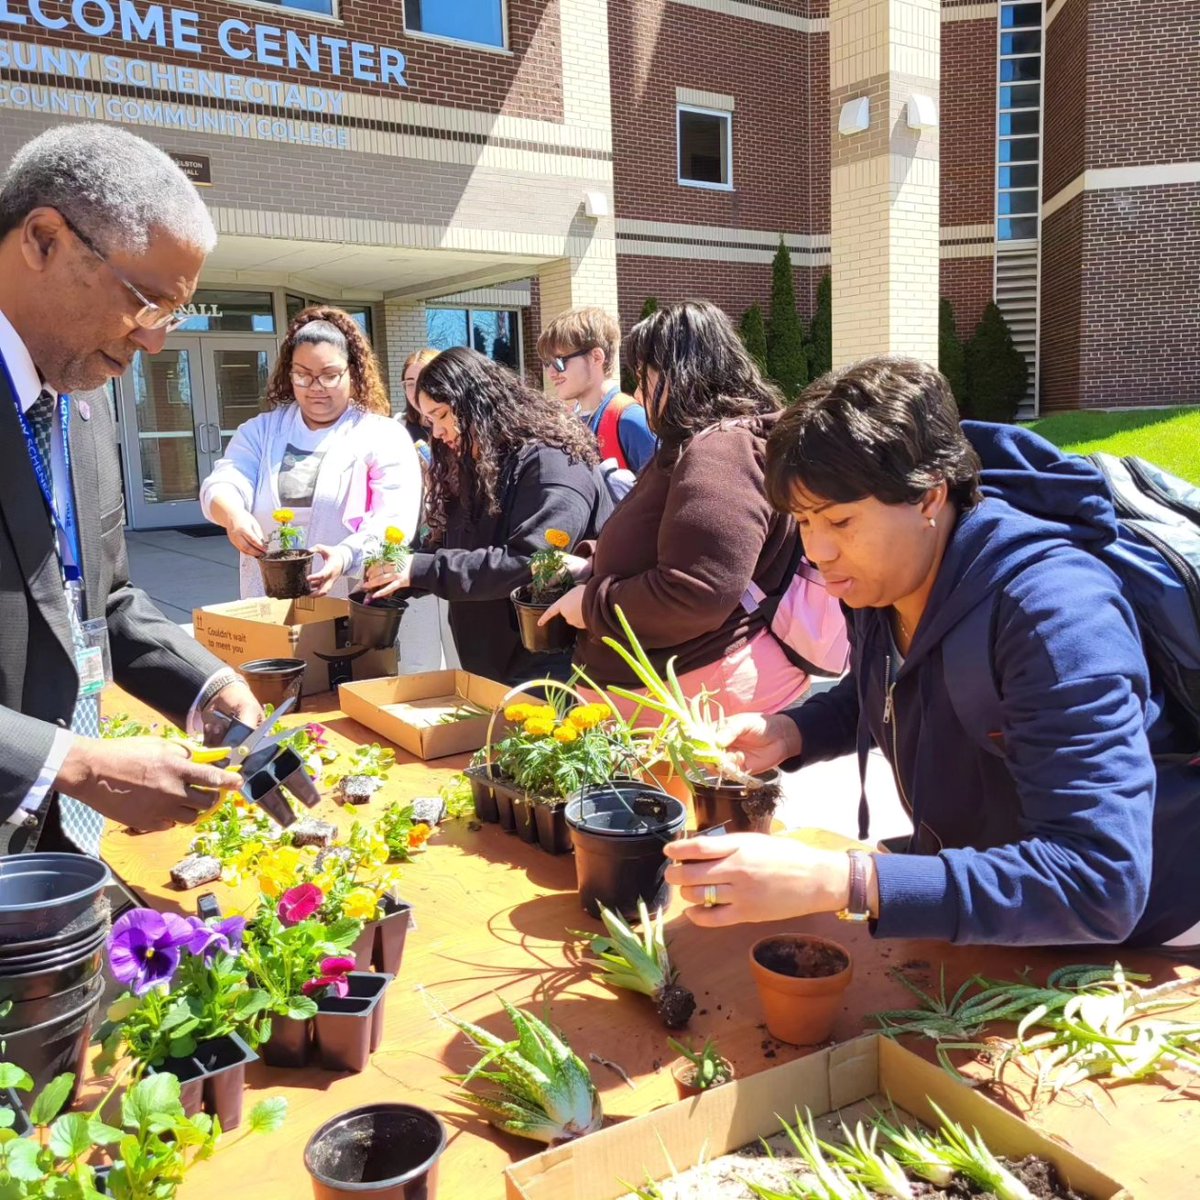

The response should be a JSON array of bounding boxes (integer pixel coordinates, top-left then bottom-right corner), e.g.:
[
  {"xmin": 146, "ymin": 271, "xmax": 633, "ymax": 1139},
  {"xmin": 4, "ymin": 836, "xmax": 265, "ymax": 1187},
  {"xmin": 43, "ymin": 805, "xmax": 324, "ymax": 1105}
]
[{"xmin": 120, "ymin": 337, "xmax": 275, "ymax": 528}]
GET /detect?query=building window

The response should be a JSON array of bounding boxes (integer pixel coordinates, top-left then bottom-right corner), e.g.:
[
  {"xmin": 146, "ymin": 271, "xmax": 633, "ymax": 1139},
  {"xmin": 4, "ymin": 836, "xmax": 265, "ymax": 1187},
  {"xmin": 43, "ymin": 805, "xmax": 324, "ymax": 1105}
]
[
  {"xmin": 259, "ymin": 0, "xmax": 336, "ymax": 14},
  {"xmin": 174, "ymin": 290, "xmax": 276, "ymax": 334},
  {"xmin": 995, "ymin": 0, "xmax": 1042, "ymax": 244},
  {"xmin": 404, "ymin": 0, "xmax": 506, "ymax": 50},
  {"xmin": 677, "ymin": 106, "xmax": 732, "ymax": 191},
  {"xmin": 285, "ymin": 295, "xmax": 373, "ymax": 341},
  {"xmin": 426, "ymin": 308, "xmax": 521, "ymax": 372}
]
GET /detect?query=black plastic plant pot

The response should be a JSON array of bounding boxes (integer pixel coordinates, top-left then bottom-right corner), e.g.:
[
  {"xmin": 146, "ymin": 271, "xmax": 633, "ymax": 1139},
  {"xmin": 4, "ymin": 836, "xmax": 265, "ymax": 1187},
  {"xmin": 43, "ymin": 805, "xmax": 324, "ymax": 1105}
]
[
  {"xmin": 565, "ymin": 782, "xmax": 687, "ymax": 920},
  {"xmin": 261, "ymin": 1014, "xmax": 312, "ymax": 1069},
  {"xmin": 2, "ymin": 973, "xmax": 103, "ymax": 1098},
  {"xmin": 240, "ymin": 656, "xmax": 307, "ymax": 709},
  {"xmin": 464, "ymin": 765, "xmax": 500, "ymax": 823},
  {"xmin": 244, "ymin": 768, "xmax": 299, "ymax": 828},
  {"xmin": 494, "ymin": 788, "xmax": 516, "ymax": 833},
  {"xmin": 0, "ymin": 923, "xmax": 108, "ymax": 980},
  {"xmin": 689, "ymin": 768, "xmax": 783, "ymax": 835},
  {"xmin": 0, "ymin": 941, "xmax": 104, "ymax": 1007},
  {"xmin": 314, "ymin": 974, "xmax": 390, "ymax": 1073},
  {"xmin": 151, "ymin": 1052, "xmax": 206, "ymax": 1118},
  {"xmin": 350, "ymin": 900, "xmax": 412, "ymax": 976},
  {"xmin": 348, "ymin": 592, "xmax": 408, "ymax": 650},
  {"xmin": 273, "ymin": 747, "xmax": 321, "ymax": 809},
  {"xmin": 304, "ymin": 1103, "xmax": 447, "ymax": 1200},
  {"xmin": 533, "ymin": 802, "xmax": 573, "ymax": 856},
  {"xmin": 150, "ymin": 1033, "xmax": 258, "ymax": 1130},
  {"xmin": 0, "ymin": 854, "xmax": 111, "ymax": 942},
  {"xmin": 510, "ymin": 586, "xmax": 576, "ymax": 654},
  {"xmin": 258, "ymin": 552, "xmax": 314, "ymax": 600},
  {"xmin": 511, "ymin": 797, "xmax": 538, "ymax": 844},
  {"xmin": 344, "ymin": 972, "xmax": 393, "ymax": 1054},
  {"xmin": 0, "ymin": 969, "xmax": 106, "ymax": 1034},
  {"xmin": 0, "ymin": 896, "xmax": 109, "ymax": 958}
]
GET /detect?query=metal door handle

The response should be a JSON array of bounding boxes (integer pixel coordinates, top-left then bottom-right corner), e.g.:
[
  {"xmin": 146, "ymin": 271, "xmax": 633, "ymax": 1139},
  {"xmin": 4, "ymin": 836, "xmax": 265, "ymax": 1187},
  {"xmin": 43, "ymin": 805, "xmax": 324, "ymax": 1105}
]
[
  {"xmin": 206, "ymin": 423, "xmax": 222, "ymax": 456},
  {"xmin": 195, "ymin": 423, "xmax": 210, "ymax": 454}
]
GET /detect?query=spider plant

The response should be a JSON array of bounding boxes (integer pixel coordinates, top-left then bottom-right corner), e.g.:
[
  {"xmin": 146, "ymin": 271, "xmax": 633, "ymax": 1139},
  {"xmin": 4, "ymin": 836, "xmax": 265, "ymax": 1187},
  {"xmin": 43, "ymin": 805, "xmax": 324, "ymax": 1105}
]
[
  {"xmin": 599, "ymin": 607, "xmax": 759, "ymax": 787},
  {"xmin": 577, "ymin": 898, "xmax": 696, "ymax": 1029},
  {"xmin": 880, "ymin": 1102, "xmax": 1036, "ymax": 1200},
  {"xmin": 445, "ymin": 997, "xmax": 603, "ymax": 1145}
]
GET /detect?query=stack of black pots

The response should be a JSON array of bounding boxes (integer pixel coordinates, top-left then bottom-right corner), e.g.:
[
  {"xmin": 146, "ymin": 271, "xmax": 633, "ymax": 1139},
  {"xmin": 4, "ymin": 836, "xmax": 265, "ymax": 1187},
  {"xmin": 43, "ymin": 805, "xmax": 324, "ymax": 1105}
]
[{"xmin": 0, "ymin": 854, "xmax": 111, "ymax": 1096}]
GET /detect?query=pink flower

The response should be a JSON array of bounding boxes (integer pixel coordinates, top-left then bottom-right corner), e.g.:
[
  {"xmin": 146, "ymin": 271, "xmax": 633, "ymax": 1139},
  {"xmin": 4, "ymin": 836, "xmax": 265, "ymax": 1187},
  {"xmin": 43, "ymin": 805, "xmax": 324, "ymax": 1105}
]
[
  {"xmin": 278, "ymin": 883, "xmax": 323, "ymax": 927},
  {"xmin": 305, "ymin": 723, "xmax": 328, "ymax": 747},
  {"xmin": 321, "ymin": 956, "xmax": 357, "ymax": 976},
  {"xmin": 301, "ymin": 955, "xmax": 357, "ymax": 999}
]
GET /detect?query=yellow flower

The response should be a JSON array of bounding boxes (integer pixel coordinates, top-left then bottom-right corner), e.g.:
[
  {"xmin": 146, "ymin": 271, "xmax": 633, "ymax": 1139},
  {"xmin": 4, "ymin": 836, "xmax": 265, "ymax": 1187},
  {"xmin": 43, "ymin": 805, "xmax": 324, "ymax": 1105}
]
[
  {"xmin": 533, "ymin": 705, "xmax": 557, "ymax": 721},
  {"xmin": 273, "ymin": 508, "xmax": 295, "ymax": 524},
  {"xmin": 342, "ymin": 887, "xmax": 379, "ymax": 922},
  {"xmin": 257, "ymin": 844, "xmax": 306, "ymax": 897},
  {"xmin": 384, "ymin": 527, "xmax": 407, "ymax": 546},
  {"xmin": 544, "ymin": 529, "xmax": 571, "ymax": 550},
  {"xmin": 504, "ymin": 703, "xmax": 533, "ymax": 722},
  {"xmin": 568, "ymin": 703, "xmax": 611, "ymax": 731},
  {"xmin": 523, "ymin": 716, "xmax": 555, "ymax": 737},
  {"xmin": 553, "ymin": 723, "xmax": 579, "ymax": 744}
]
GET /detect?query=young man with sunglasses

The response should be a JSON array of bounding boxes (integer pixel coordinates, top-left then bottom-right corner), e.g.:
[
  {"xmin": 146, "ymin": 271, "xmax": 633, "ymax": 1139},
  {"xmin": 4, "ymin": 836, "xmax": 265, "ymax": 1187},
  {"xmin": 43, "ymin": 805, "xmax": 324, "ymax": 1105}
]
[
  {"xmin": 0, "ymin": 124, "xmax": 263, "ymax": 856},
  {"xmin": 537, "ymin": 307, "xmax": 657, "ymax": 479}
]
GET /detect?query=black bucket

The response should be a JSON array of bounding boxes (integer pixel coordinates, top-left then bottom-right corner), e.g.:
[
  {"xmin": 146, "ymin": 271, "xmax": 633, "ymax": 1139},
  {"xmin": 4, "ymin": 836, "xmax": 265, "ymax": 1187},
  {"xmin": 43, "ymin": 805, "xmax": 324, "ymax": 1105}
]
[
  {"xmin": 565, "ymin": 782, "xmax": 687, "ymax": 919},
  {"xmin": 348, "ymin": 592, "xmax": 408, "ymax": 650},
  {"xmin": 0, "ymin": 855, "xmax": 110, "ymax": 942},
  {"xmin": 239, "ymin": 657, "xmax": 306, "ymax": 708}
]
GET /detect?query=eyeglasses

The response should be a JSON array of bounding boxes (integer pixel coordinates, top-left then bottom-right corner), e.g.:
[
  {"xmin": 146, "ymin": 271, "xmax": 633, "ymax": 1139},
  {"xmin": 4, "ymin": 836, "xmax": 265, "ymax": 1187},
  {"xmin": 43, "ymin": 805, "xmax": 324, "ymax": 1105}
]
[
  {"xmin": 541, "ymin": 348, "xmax": 593, "ymax": 373},
  {"xmin": 60, "ymin": 213, "xmax": 186, "ymax": 332},
  {"xmin": 291, "ymin": 367, "xmax": 349, "ymax": 389}
]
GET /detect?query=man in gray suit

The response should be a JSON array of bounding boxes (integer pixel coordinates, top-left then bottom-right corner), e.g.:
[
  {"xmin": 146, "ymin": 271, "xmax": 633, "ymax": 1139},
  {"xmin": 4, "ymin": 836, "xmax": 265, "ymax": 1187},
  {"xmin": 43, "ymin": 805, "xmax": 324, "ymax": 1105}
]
[{"xmin": 0, "ymin": 124, "xmax": 263, "ymax": 855}]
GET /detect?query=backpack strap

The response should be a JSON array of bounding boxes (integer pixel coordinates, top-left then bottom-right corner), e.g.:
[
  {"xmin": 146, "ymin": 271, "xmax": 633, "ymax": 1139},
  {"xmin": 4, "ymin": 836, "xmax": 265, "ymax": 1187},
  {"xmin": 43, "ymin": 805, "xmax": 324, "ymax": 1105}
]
[{"xmin": 596, "ymin": 391, "xmax": 635, "ymax": 471}]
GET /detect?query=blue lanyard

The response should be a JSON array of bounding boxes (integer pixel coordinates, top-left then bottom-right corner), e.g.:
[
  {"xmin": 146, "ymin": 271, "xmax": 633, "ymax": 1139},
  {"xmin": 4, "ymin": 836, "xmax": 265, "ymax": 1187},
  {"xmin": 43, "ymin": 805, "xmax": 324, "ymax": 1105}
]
[{"xmin": 0, "ymin": 353, "xmax": 82, "ymax": 582}]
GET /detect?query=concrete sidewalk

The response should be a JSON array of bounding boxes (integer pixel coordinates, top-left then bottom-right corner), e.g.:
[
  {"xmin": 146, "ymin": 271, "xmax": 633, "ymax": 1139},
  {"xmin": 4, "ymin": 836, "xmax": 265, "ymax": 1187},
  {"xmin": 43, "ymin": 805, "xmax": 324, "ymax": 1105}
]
[{"xmin": 124, "ymin": 527, "xmax": 911, "ymax": 848}]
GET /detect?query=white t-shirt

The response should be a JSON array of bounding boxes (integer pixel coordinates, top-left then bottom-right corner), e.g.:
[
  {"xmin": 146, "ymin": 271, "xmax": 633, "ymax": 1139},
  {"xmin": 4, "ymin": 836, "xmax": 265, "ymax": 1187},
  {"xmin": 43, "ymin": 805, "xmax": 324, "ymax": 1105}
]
[{"xmin": 276, "ymin": 405, "xmax": 352, "ymax": 511}]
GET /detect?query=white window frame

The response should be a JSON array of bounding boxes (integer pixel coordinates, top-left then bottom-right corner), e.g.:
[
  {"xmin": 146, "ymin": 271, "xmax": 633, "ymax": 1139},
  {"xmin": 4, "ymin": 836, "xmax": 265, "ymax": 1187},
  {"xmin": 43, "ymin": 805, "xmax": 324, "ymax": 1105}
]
[
  {"xmin": 677, "ymin": 104, "xmax": 734, "ymax": 192},
  {"xmin": 402, "ymin": 0, "xmax": 509, "ymax": 54},
  {"xmin": 241, "ymin": 0, "xmax": 341, "ymax": 22}
]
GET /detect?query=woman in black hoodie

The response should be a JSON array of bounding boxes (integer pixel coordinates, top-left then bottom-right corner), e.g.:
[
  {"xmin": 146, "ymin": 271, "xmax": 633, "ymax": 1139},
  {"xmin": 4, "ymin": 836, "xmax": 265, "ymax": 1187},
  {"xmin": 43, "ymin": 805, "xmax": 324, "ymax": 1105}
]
[{"xmin": 363, "ymin": 346, "xmax": 610, "ymax": 685}]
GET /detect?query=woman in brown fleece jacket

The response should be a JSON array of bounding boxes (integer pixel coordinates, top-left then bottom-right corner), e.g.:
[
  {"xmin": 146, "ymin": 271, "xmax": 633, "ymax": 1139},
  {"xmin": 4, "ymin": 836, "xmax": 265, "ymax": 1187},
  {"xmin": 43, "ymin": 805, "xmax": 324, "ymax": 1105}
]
[{"xmin": 542, "ymin": 301, "xmax": 811, "ymax": 715}]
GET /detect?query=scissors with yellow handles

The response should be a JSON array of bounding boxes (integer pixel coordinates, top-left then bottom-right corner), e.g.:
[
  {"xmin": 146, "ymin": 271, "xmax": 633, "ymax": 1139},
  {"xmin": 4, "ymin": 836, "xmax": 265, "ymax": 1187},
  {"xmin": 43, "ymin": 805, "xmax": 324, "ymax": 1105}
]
[{"xmin": 187, "ymin": 695, "xmax": 298, "ymax": 769}]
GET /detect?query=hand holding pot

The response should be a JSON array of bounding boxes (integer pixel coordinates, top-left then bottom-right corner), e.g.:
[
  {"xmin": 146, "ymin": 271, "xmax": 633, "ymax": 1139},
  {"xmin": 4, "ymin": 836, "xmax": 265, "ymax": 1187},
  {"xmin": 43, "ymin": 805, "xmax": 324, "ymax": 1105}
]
[
  {"xmin": 363, "ymin": 556, "xmax": 413, "ymax": 599},
  {"xmin": 200, "ymin": 678, "xmax": 264, "ymax": 746},
  {"xmin": 538, "ymin": 583, "xmax": 587, "ymax": 628},
  {"xmin": 715, "ymin": 712, "xmax": 804, "ymax": 775},
  {"xmin": 306, "ymin": 545, "xmax": 348, "ymax": 597},
  {"xmin": 664, "ymin": 834, "xmax": 876, "ymax": 927}
]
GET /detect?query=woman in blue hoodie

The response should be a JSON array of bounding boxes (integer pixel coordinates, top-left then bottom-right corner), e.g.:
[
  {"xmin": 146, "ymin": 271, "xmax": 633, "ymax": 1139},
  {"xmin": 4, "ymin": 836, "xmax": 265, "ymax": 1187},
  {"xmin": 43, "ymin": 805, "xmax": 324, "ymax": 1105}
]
[{"xmin": 665, "ymin": 355, "xmax": 1200, "ymax": 947}]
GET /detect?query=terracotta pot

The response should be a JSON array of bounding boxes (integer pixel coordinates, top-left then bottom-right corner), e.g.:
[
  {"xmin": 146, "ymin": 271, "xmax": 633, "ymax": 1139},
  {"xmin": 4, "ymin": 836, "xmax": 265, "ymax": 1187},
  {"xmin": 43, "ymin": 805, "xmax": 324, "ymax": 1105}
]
[
  {"xmin": 689, "ymin": 769, "xmax": 782, "ymax": 835},
  {"xmin": 669, "ymin": 1055, "xmax": 734, "ymax": 1101},
  {"xmin": 258, "ymin": 551, "xmax": 314, "ymax": 599},
  {"xmin": 748, "ymin": 933, "xmax": 853, "ymax": 1046},
  {"xmin": 510, "ymin": 586, "xmax": 575, "ymax": 654}
]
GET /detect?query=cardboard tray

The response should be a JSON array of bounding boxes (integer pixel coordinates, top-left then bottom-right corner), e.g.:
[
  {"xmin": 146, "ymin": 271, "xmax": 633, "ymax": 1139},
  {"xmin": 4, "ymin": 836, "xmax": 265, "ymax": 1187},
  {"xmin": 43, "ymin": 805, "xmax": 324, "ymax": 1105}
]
[
  {"xmin": 338, "ymin": 671, "xmax": 529, "ymax": 760},
  {"xmin": 504, "ymin": 1034, "xmax": 1132, "ymax": 1200}
]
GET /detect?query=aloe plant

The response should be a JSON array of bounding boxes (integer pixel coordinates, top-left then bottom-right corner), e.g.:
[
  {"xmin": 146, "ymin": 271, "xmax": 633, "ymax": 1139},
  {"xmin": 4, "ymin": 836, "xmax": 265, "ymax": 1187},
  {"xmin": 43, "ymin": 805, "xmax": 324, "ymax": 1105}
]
[
  {"xmin": 578, "ymin": 899, "xmax": 696, "ymax": 1029},
  {"xmin": 747, "ymin": 1109, "xmax": 872, "ymax": 1200},
  {"xmin": 667, "ymin": 1036, "xmax": 731, "ymax": 1090},
  {"xmin": 821, "ymin": 1121, "xmax": 914, "ymax": 1199},
  {"xmin": 446, "ymin": 997, "xmax": 603, "ymax": 1145}
]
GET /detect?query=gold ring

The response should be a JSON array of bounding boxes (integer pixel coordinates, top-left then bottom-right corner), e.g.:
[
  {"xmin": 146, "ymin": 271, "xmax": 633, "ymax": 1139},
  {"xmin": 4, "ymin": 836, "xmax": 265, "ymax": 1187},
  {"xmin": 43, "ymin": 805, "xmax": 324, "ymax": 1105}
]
[{"xmin": 703, "ymin": 884, "xmax": 720, "ymax": 908}]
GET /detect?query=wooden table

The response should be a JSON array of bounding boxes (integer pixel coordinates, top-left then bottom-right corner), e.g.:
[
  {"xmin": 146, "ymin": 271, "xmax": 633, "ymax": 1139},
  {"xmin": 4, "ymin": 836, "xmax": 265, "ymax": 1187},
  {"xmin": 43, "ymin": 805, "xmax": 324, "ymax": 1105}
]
[{"xmin": 98, "ymin": 691, "xmax": 1200, "ymax": 1199}]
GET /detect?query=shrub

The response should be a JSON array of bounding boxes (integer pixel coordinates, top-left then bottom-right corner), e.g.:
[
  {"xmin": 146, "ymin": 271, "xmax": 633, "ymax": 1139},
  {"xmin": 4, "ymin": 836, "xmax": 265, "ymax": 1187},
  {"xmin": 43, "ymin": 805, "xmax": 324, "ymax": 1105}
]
[
  {"xmin": 807, "ymin": 273, "xmax": 832, "ymax": 380},
  {"xmin": 738, "ymin": 303, "xmax": 769, "ymax": 373},
  {"xmin": 939, "ymin": 297, "xmax": 968, "ymax": 414},
  {"xmin": 766, "ymin": 238, "xmax": 808, "ymax": 401},
  {"xmin": 964, "ymin": 301, "xmax": 1028, "ymax": 423}
]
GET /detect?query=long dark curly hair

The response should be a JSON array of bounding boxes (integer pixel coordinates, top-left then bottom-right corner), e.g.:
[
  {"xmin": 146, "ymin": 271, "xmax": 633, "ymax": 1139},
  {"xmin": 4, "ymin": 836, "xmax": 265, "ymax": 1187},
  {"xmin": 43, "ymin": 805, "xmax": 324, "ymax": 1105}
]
[
  {"xmin": 418, "ymin": 347, "xmax": 599, "ymax": 532},
  {"xmin": 265, "ymin": 305, "xmax": 389, "ymax": 415},
  {"xmin": 625, "ymin": 300, "xmax": 782, "ymax": 463}
]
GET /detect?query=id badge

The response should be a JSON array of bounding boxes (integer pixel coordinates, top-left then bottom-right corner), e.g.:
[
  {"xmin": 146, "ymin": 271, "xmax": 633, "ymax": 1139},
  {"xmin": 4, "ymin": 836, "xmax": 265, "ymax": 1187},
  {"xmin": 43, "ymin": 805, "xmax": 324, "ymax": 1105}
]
[{"xmin": 77, "ymin": 617, "xmax": 112, "ymax": 697}]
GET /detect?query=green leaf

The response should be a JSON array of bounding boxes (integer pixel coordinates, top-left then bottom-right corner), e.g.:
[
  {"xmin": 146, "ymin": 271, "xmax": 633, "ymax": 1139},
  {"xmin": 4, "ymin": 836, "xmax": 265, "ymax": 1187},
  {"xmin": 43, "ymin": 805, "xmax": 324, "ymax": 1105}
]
[
  {"xmin": 0, "ymin": 1110, "xmax": 12, "ymax": 1131},
  {"xmin": 29, "ymin": 1074, "xmax": 75, "ymax": 1126},
  {"xmin": 48, "ymin": 1112, "xmax": 94, "ymax": 1161},
  {"xmin": 248, "ymin": 1097, "xmax": 288, "ymax": 1133},
  {"xmin": 1, "ymin": 1136, "xmax": 44, "ymax": 1182},
  {"xmin": 122, "ymin": 1073, "xmax": 181, "ymax": 1129},
  {"xmin": 285, "ymin": 998, "xmax": 318, "ymax": 1021},
  {"xmin": 88, "ymin": 1118, "xmax": 123, "ymax": 1146},
  {"xmin": 0, "ymin": 1066, "xmax": 31, "ymax": 1092}
]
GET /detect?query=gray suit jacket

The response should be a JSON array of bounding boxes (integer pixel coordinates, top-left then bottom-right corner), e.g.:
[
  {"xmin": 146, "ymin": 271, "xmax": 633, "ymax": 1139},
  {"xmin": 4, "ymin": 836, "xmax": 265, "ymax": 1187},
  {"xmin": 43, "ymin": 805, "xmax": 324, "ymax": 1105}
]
[{"xmin": 0, "ymin": 359, "xmax": 229, "ymax": 833}]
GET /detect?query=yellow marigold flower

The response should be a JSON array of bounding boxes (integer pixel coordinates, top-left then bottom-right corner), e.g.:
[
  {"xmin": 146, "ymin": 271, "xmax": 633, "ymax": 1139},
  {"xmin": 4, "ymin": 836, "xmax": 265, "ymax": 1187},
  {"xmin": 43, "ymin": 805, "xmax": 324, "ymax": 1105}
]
[
  {"xmin": 533, "ymin": 705, "xmax": 557, "ymax": 720},
  {"xmin": 385, "ymin": 527, "xmax": 407, "ymax": 546},
  {"xmin": 553, "ymin": 723, "xmax": 579, "ymax": 744},
  {"xmin": 567, "ymin": 706, "xmax": 599, "ymax": 731},
  {"xmin": 342, "ymin": 887, "xmax": 378, "ymax": 922},
  {"xmin": 523, "ymin": 716, "xmax": 555, "ymax": 737},
  {"xmin": 544, "ymin": 528, "xmax": 571, "ymax": 550},
  {"xmin": 273, "ymin": 507, "xmax": 295, "ymax": 524},
  {"xmin": 504, "ymin": 703, "xmax": 532, "ymax": 722}
]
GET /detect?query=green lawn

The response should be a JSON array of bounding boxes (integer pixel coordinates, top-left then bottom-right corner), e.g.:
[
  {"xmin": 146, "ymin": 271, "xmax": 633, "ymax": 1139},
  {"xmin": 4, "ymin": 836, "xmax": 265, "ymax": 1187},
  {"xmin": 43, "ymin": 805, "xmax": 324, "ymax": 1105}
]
[{"xmin": 1029, "ymin": 407, "xmax": 1200, "ymax": 485}]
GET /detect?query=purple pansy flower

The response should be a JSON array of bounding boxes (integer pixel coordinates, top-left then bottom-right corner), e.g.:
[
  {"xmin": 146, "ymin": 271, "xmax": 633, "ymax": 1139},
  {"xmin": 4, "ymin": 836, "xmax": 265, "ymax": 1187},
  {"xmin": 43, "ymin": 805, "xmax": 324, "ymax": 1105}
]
[
  {"xmin": 184, "ymin": 915, "xmax": 248, "ymax": 962},
  {"xmin": 108, "ymin": 909, "xmax": 194, "ymax": 996}
]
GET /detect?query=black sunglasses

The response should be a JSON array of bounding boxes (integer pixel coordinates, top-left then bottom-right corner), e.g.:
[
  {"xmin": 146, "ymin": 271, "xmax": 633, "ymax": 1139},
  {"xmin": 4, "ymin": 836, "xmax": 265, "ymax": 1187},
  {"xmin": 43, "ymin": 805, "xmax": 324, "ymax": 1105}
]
[{"xmin": 542, "ymin": 347, "xmax": 594, "ymax": 373}]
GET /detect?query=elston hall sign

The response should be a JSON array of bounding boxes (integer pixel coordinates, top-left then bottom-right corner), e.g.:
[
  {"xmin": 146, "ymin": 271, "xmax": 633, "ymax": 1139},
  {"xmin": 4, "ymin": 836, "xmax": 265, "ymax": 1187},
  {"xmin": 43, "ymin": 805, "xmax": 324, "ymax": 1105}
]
[{"xmin": 0, "ymin": 0, "xmax": 407, "ymax": 87}]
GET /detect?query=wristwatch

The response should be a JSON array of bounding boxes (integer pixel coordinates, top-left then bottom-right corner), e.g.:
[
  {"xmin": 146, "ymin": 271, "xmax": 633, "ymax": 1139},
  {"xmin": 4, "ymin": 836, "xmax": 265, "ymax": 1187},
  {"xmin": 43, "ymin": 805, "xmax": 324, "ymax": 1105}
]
[{"xmin": 836, "ymin": 850, "xmax": 872, "ymax": 923}]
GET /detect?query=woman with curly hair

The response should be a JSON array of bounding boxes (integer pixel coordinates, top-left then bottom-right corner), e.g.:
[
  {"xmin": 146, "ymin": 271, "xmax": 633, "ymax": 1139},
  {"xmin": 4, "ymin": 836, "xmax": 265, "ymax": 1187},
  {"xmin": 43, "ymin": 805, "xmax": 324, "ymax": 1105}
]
[
  {"xmin": 201, "ymin": 305, "xmax": 421, "ymax": 598},
  {"xmin": 363, "ymin": 346, "xmax": 611, "ymax": 684}
]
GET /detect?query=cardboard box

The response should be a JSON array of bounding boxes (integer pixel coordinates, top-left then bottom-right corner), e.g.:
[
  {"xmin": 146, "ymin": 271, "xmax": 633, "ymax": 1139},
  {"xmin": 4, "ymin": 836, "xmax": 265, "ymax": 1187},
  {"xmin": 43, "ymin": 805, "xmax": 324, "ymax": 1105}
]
[
  {"xmin": 338, "ymin": 671, "xmax": 526, "ymax": 760},
  {"xmin": 504, "ymin": 1034, "xmax": 1131, "ymax": 1200},
  {"xmin": 193, "ymin": 597, "xmax": 396, "ymax": 697}
]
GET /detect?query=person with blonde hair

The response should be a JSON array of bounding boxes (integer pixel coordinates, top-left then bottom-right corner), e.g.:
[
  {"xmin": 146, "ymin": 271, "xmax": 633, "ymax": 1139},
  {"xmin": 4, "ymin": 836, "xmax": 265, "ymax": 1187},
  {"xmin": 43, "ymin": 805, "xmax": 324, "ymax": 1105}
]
[
  {"xmin": 398, "ymin": 346, "xmax": 438, "ymax": 457},
  {"xmin": 202, "ymin": 305, "xmax": 421, "ymax": 599}
]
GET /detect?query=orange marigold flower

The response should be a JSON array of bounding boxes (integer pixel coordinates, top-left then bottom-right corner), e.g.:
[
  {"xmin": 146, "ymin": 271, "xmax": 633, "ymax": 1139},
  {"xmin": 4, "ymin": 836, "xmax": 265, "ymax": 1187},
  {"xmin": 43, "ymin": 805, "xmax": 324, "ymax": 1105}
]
[
  {"xmin": 553, "ymin": 724, "xmax": 579, "ymax": 744},
  {"xmin": 544, "ymin": 529, "xmax": 571, "ymax": 550},
  {"xmin": 408, "ymin": 824, "xmax": 432, "ymax": 849},
  {"xmin": 523, "ymin": 716, "xmax": 555, "ymax": 737}
]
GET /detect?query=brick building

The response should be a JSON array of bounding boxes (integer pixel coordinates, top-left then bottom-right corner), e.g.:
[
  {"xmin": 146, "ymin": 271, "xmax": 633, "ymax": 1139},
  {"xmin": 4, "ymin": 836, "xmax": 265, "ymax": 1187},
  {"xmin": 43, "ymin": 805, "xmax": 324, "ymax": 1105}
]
[{"xmin": 0, "ymin": 0, "xmax": 1194, "ymax": 526}]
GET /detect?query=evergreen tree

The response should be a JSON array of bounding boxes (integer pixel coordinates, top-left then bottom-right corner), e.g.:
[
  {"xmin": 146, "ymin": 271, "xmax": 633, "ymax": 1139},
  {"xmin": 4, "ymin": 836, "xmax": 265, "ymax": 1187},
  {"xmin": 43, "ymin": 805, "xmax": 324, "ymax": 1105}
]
[
  {"xmin": 640, "ymin": 296, "xmax": 659, "ymax": 320},
  {"xmin": 739, "ymin": 303, "xmax": 769, "ymax": 373},
  {"xmin": 766, "ymin": 238, "xmax": 808, "ymax": 401},
  {"xmin": 622, "ymin": 298, "xmax": 661, "ymax": 393},
  {"xmin": 963, "ymin": 301, "xmax": 1028, "ymax": 423},
  {"xmin": 938, "ymin": 297, "xmax": 968, "ymax": 414},
  {"xmin": 807, "ymin": 273, "xmax": 832, "ymax": 380}
]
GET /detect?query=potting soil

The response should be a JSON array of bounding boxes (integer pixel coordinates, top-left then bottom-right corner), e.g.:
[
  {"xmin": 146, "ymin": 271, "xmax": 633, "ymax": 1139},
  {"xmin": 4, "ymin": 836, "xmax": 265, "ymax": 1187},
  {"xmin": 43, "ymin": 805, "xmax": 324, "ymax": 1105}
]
[{"xmin": 754, "ymin": 938, "xmax": 847, "ymax": 978}]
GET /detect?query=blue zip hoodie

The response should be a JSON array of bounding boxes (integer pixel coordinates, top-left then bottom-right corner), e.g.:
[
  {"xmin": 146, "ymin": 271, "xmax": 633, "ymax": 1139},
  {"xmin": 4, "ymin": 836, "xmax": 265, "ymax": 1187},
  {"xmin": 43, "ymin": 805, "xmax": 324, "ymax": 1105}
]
[{"xmin": 785, "ymin": 421, "xmax": 1200, "ymax": 946}]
